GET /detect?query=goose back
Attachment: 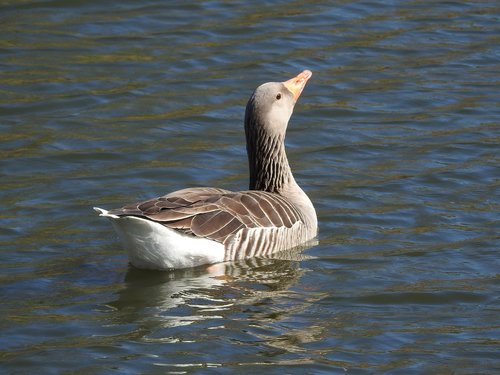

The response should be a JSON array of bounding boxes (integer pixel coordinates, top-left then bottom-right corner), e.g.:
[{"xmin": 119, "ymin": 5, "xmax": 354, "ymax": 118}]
[{"xmin": 108, "ymin": 187, "xmax": 313, "ymax": 260}]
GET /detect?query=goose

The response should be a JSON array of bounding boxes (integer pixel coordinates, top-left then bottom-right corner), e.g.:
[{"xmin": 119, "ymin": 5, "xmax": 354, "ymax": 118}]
[{"xmin": 94, "ymin": 70, "xmax": 317, "ymax": 270}]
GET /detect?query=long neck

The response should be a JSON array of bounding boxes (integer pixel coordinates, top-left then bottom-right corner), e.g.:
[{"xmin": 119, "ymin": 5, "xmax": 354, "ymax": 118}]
[
  {"xmin": 244, "ymin": 116, "xmax": 317, "ymax": 231},
  {"xmin": 245, "ymin": 120, "xmax": 291, "ymax": 193}
]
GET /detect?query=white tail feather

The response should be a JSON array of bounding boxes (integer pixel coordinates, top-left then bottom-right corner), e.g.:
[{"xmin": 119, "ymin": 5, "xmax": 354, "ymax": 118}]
[{"xmin": 94, "ymin": 207, "xmax": 224, "ymax": 270}]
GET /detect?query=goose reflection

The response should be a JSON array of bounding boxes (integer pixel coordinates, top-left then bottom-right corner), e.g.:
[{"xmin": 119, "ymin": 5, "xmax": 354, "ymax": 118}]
[{"xmin": 106, "ymin": 242, "xmax": 316, "ymax": 329}]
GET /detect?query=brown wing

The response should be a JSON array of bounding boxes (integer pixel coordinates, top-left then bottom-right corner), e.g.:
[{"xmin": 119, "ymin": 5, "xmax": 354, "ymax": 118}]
[{"xmin": 108, "ymin": 187, "xmax": 304, "ymax": 244}]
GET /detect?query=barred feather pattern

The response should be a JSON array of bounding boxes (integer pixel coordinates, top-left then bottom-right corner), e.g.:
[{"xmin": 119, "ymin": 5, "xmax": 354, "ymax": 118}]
[
  {"xmin": 223, "ymin": 223, "xmax": 309, "ymax": 261},
  {"xmin": 245, "ymin": 119, "xmax": 290, "ymax": 193},
  {"xmin": 108, "ymin": 187, "xmax": 315, "ymax": 261}
]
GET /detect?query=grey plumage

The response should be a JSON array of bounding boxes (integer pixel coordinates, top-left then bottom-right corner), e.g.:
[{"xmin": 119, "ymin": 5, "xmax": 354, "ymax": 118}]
[
  {"xmin": 103, "ymin": 70, "xmax": 317, "ymax": 264},
  {"xmin": 109, "ymin": 187, "xmax": 309, "ymax": 260}
]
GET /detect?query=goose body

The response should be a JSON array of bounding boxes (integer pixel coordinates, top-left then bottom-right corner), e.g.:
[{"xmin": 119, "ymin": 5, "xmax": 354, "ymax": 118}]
[{"xmin": 95, "ymin": 70, "xmax": 317, "ymax": 270}]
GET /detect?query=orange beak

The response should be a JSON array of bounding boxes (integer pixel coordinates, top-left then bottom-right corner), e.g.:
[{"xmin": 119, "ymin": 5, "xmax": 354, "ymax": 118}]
[{"xmin": 283, "ymin": 70, "xmax": 312, "ymax": 102}]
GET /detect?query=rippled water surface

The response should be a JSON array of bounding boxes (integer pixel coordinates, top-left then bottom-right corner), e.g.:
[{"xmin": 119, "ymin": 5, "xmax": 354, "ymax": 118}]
[{"xmin": 1, "ymin": 1, "xmax": 499, "ymax": 373}]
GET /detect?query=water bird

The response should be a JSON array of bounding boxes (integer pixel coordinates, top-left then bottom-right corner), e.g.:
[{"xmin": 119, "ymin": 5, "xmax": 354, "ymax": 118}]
[{"xmin": 94, "ymin": 70, "xmax": 317, "ymax": 270}]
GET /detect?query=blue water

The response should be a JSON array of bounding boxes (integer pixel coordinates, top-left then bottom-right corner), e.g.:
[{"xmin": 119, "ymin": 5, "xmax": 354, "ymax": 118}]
[{"xmin": 1, "ymin": 1, "xmax": 499, "ymax": 373}]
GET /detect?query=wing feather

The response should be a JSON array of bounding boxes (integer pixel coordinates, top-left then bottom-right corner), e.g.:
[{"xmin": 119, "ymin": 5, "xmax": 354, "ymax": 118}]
[{"xmin": 108, "ymin": 187, "xmax": 304, "ymax": 244}]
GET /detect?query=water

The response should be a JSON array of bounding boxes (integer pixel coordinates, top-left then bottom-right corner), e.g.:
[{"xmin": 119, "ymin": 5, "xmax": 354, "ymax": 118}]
[{"xmin": 1, "ymin": 0, "xmax": 499, "ymax": 373}]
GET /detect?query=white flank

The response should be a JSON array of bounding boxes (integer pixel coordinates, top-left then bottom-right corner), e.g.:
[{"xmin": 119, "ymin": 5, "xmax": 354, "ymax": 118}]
[{"xmin": 94, "ymin": 207, "xmax": 225, "ymax": 270}]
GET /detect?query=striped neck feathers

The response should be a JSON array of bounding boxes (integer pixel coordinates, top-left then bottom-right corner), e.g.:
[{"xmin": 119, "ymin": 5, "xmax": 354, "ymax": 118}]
[{"xmin": 245, "ymin": 117, "xmax": 293, "ymax": 193}]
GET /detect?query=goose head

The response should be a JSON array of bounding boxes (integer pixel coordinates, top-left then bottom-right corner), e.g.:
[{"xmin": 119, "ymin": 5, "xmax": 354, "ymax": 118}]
[
  {"xmin": 245, "ymin": 70, "xmax": 312, "ymax": 136},
  {"xmin": 244, "ymin": 70, "xmax": 312, "ymax": 193}
]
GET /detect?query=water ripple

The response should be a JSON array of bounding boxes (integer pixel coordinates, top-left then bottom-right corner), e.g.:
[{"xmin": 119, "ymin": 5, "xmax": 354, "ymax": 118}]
[{"xmin": 1, "ymin": 0, "xmax": 499, "ymax": 373}]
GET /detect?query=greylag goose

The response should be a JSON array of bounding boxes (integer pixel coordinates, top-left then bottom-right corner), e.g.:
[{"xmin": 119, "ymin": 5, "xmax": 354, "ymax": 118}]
[{"xmin": 94, "ymin": 70, "xmax": 317, "ymax": 270}]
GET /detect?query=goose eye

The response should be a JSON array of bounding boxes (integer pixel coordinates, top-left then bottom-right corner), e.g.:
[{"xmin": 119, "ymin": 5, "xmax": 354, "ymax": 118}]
[{"xmin": 276, "ymin": 93, "xmax": 282, "ymax": 100}]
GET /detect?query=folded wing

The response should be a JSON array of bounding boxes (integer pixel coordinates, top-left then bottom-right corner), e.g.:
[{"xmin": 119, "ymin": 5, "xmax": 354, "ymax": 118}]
[{"xmin": 108, "ymin": 187, "xmax": 304, "ymax": 244}]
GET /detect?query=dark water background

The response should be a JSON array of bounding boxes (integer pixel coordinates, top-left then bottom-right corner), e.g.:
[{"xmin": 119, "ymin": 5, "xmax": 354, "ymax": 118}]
[{"xmin": 1, "ymin": 1, "xmax": 499, "ymax": 373}]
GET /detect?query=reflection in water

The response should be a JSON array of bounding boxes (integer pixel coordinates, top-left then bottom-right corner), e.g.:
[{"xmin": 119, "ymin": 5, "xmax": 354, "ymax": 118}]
[
  {"xmin": 107, "ymin": 244, "xmax": 322, "ymax": 352},
  {"xmin": 104, "ymin": 246, "xmax": 331, "ymax": 370},
  {"xmin": 109, "ymin": 264, "xmax": 228, "ymax": 323},
  {"xmin": 109, "ymin": 244, "xmax": 314, "ymax": 316}
]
